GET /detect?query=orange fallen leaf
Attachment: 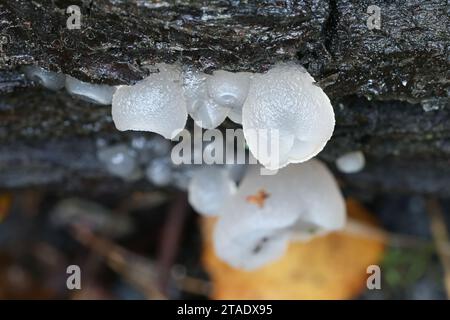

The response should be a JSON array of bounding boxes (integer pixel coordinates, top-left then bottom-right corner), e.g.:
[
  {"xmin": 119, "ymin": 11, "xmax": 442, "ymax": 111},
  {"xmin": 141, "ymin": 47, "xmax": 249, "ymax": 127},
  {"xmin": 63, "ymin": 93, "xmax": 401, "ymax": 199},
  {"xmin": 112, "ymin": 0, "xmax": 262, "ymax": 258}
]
[{"xmin": 201, "ymin": 198, "xmax": 385, "ymax": 300}]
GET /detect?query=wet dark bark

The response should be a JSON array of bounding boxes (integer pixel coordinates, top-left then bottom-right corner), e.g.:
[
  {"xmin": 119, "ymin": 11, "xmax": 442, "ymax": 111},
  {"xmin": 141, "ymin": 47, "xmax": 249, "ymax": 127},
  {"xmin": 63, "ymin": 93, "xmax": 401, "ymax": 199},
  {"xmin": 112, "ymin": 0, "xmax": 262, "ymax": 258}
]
[{"xmin": 0, "ymin": 0, "xmax": 449, "ymax": 196}]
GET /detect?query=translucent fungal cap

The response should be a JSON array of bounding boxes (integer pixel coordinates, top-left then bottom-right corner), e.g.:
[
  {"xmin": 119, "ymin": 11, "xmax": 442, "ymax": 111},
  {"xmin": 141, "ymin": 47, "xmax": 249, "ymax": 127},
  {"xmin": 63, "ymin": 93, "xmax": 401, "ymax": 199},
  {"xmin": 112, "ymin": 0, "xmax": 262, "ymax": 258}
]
[
  {"xmin": 206, "ymin": 70, "xmax": 251, "ymax": 111},
  {"xmin": 65, "ymin": 76, "xmax": 116, "ymax": 105},
  {"xmin": 23, "ymin": 66, "xmax": 66, "ymax": 91},
  {"xmin": 97, "ymin": 144, "xmax": 138, "ymax": 180},
  {"xmin": 190, "ymin": 98, "xmax": 229, "ymax": 130},
  {"xmin": 182, "ymin": 70, "xmax": 229, "ymax": 129},
  {"xmin": 242, "ymin": 64, "xmax": 335, "ymax": 170},
  {"xmin": 335, "ymin": 150, "xmax": 366, "ymax": 174},
  {"xmin": 213, "ymin": 159, "xmax": 346, "ymax": 270},
  {"xmin": 112, "ymin": 64, "xmax": 188, "ymax": 139},
  {"xmin": 188, "ymin": 166, "xmax": 237, "ymax": 216},
  {"xmin": 227, "ymin": 108, "xmax": 243, "ymax": 124},
  {"xmin": 145, "ymin": 158, "xmax": 172, "ymax": 187},
  {"xmin": 182, "ymin": 70, "xmax": 250, "ymax": 128}
]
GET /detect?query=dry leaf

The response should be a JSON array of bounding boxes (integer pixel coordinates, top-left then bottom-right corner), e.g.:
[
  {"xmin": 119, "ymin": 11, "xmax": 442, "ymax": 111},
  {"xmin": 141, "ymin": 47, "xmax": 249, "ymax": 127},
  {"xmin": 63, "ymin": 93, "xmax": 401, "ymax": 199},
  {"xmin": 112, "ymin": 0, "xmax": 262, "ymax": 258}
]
[{"xmin": 201, "ymin": 198, "xmax": 385, "ymax": 300}]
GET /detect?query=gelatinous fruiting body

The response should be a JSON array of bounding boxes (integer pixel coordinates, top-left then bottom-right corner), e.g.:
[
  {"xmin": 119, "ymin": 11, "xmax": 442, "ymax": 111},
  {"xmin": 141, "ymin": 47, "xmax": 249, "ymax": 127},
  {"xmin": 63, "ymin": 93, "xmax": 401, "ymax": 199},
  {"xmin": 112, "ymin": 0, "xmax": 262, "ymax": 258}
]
[
  {"xmin": 112, "ymin": 64, "xmax": 188, "ymax": 139},
  {"xmin": 335, "ymin": 151, "xmax": 366, "ymax": 173},
  {"xmin": 188, "ymin": 166, "xmax": 237, "ymax": 216},
  {"xmin": 189, "ymin": 98, "xmax": 229, "ymax": 130},
  {"xmin": 182, "ymin": 70, "xmax": 251, "ymax": 128},
  {"xmin": 213, "ymin": 159, "xmax": 345, "ymax": 270},
  {"xmin": 242, "ymin": 64, "xmax": 335, "ymax": 170},
  {"xmin": 23, "ymin": 66, "xmax": 66, "ymax": 91},
  {"xmin": 206, "ymin": 70, "xmax": 250, "ymax": 124},
  {"xmin": 145, "ymin": 158, "xmax": 172, "ymax": 186},
  {"xmin": 182, "ymin": 70, "xmax": 229, "ymax": 129},
  {"xmin": 65, "ymin": 76, "xmax": 116, "ymax": 105},
  {"xmin": 97, "ymin": 144, "xmax": 139, "ymax": 180}
]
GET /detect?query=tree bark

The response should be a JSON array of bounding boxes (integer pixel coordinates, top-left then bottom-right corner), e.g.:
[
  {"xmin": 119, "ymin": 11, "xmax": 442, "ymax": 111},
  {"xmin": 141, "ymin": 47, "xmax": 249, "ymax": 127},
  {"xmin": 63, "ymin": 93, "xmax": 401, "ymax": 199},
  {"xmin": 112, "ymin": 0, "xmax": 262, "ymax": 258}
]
[{"xmin": 0, "ymin": 0, "xmax": 449, "ymax": 195}]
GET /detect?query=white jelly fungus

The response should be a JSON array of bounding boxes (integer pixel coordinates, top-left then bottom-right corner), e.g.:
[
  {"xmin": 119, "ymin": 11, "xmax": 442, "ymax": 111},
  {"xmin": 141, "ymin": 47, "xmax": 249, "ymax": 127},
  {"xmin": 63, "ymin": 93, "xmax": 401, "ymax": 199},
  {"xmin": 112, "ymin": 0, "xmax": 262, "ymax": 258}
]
[
  {"xmin": 188, "ymin": 166, "xmax": 237, "ymax": 216},
  {"xmin": 145, "ymin": 158, "xmax": 173, "ymax": 187},
  {"xmin": 227, "ymin": 108, "xmax": 243, "ymax": 124},
  {"xmin": 65, "ymin": 76, "xmax": 116, "ymax": 105},
  {"xmin": 206, "ymin": 70, "xmax": 250, "ymax": 123},
  {"xmin": 182, "ymin": 70, "xmax": 229, "ymax": 129},
  {"xmin": 182, "ymin": 70, "xmax": 250, "ymax": 128},
  {"xmin": 335, "ymin": 150, "xmax": 366, "ymax": 174},
  {"xmin": 242, "ymin": 64, "xmax": 335, "ymax": 170},
  {"xmin": 112, "ymin": 64, "xmax": 188, "ymax": 139},
  {"xmin": 23, "ymin": 66, "xmax": 66, "ymax": 91},
  {"xmin": 190, "ymin": 98, "xmax": 230, "ymax": 130},
  {"xmin": 213, "ymin": 159, "xmax": 346, "ymax": 270},
  {"xmin": 97, "ymin": 144, "xmax": 139, "ymax": 180}
]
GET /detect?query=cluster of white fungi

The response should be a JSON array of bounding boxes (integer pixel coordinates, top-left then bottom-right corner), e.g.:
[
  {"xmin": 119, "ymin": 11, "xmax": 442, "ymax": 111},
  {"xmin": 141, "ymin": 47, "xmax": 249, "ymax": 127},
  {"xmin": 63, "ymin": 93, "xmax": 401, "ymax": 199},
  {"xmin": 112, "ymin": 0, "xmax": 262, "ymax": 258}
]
[{"xmin": 23, "ymin": 62, "xmax": 362, "ymax": 269}]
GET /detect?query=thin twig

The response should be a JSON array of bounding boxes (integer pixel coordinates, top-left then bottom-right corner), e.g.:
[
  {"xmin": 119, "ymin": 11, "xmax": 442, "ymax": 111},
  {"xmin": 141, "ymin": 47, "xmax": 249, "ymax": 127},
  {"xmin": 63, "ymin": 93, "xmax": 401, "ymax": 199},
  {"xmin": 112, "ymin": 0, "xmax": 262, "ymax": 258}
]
[
  {"xmin": 71, "ymin": 224, "xmax": 210, "ymax": 298},
  {"xmin": 171, "ymin": 265, "xmax": 211, "ymax": 296},
  {"xmin": 156, "ymin": 192, "xmax": 189, "ymax": 294},
  {"xmin": 71, "ymin": 224, "xmax": 166, "ymax": 300}
]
